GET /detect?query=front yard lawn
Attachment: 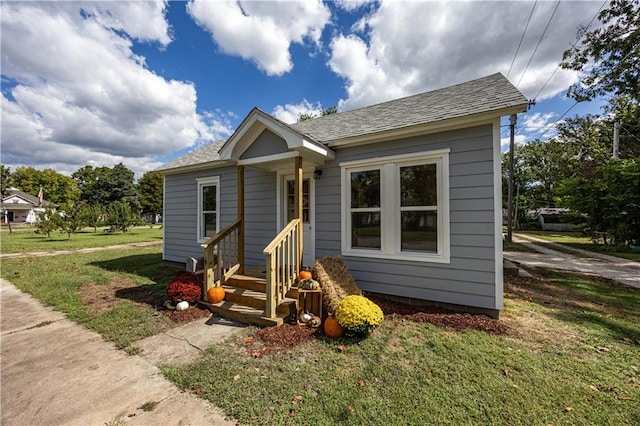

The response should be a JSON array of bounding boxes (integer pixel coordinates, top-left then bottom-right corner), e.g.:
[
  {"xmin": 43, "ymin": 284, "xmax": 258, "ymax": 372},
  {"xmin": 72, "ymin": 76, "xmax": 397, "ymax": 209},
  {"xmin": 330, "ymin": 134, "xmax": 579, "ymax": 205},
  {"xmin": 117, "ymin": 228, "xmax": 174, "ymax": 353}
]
[
  {"xmin": 2, "ymin": 246, "xmax": 638, "ymax": 424},
  {"xmin": 0, "ymin": 226, "xmax": 163, "ymax": 254}
]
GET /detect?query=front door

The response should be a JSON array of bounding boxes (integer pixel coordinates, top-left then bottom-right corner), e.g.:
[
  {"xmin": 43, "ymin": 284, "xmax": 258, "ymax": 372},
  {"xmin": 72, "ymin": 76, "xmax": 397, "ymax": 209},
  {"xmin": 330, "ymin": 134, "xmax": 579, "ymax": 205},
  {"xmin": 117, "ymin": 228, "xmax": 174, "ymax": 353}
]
[{"xmin": 282, "ymin": 175, "xmax": 314, "ymax": 268}]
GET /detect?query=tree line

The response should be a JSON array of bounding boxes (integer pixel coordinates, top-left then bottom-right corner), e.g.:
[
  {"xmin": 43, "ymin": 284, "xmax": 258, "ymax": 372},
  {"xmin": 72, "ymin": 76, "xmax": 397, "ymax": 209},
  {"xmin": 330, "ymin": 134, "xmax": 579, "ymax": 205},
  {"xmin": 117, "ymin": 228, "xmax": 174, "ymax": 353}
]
[
  {"xmin": 1, "ymin": 163, "xmax": 163, "ymax": 237},
  {"xmin": 504, "ymin": 0, "xmax": 639, "ymax": 245}
]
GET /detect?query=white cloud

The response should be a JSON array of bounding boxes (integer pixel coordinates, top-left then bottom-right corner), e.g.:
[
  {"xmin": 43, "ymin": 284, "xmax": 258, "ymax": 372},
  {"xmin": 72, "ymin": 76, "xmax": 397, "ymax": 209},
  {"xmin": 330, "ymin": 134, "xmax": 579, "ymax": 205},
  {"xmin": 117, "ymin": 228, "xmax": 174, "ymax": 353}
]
[
  {"xmin": 0, "ymin": 2, "xmax": 232, "ymax": 176},
  {"xmin": 272, "ymin": 99, "xmax": 324, "ymax": 124},
  {"xmin": 328, "ymin": 1, "xmax": 598, "ymax": 111},
  {"xmin": 186, "ymin": 0, "xmax": 331, "ymax": 76},
  {"xmin": 334, "ymin": 0, "xmax": 375, "ymax": 13}
]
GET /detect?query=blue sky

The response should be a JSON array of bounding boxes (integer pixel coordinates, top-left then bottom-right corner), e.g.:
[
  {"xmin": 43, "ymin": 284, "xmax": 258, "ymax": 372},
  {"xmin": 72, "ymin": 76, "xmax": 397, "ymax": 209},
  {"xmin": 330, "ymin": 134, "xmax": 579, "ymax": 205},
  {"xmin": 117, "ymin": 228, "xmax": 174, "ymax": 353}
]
[{"xmin": 1, "ymin": 1, "xmax": 608, "ymax": 177}]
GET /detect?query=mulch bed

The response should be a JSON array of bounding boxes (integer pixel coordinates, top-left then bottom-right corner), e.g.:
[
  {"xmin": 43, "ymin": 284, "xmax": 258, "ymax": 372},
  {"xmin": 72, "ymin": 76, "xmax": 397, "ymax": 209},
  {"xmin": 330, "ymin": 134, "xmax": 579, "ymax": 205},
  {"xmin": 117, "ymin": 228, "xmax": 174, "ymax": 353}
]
[
  {"xmin": 251, "ymin": 294, "xmax": 508, "ymax": 356},
  {"xmin": 162, "ymin": 304, "xmax": 212, "ymax": 323}
]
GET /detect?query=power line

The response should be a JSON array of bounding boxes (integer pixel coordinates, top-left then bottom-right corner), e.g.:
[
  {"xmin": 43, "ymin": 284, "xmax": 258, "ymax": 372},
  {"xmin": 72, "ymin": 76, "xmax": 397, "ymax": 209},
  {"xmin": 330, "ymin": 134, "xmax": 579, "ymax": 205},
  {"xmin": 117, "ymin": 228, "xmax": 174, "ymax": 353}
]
[
  {"xmin": 507, "ymin": 1, "xmax": 538, "ymax": 79},
  {"xmin": 532, "ymin": 0, "xmax": 608, "ymax": 101},
  {"xmin": 516, "ymin": 0, "xmax": 562, "ymax": 89}
]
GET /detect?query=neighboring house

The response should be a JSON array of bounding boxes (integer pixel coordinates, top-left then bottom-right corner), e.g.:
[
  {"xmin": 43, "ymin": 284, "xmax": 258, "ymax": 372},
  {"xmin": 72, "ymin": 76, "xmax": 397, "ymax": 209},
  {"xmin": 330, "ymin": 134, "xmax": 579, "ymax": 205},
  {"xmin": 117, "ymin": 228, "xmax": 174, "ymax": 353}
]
[
  {"xmin": 156, "ymin": 73, "xmax": 528, "ymax": 322},
  {"xmin": 1, "ymin": 188, "xmax": 50, "ymax": 224},
  {"xmin": 534, "ymin": 208, "xmax": 576, "ymax": 231}
]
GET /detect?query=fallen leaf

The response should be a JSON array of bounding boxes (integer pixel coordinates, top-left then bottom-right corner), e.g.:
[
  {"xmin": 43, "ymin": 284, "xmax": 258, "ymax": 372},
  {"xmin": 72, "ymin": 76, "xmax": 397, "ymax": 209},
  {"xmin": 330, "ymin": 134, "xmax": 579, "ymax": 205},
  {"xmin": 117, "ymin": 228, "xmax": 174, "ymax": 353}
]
[
  {"xmin": 252, "ymin": 351, "xmax": 262, "ymax": 358},
  {"xmin": 563, "ymin": 406, "xmax": 573, "ymax": 412},
  {"xmin": 244, "ymin": 337, "xmax": 254, "ymax": 344},
  {"xmin": 358, "ymin": 379, "xmax": 365, "ymax": 388},
  {"xmin": 502, "ymin": 368, "xmax": 509, "ymax": 376},
  {"xmin": 596, "ymin": 346, "xmax": 610, "ymax": 352},
  {"xmin": 618, "ymin": 396, "xmax": 631, "ymax": 401},
  {"xmin": 337, "ymin": 345, "xmax": 345, "ymax": 352},
  {"xmin": 292, "ymin": 396, "xmax": 303, "ymax": 404},
  {"xmin": 233, "ymin": 374, "xmax": 240, "ymax": 381},
  {"xmin": 589, "ymin": 385, "xmax": 600, "ymax": 392},
  {"xmin": 348, "ymin": 405, "xmax": 355, "ymax": 413},
  {"xmin": 128, "ymin": 413, "xmax": 136, "ymax": 417},
  {"xmin": 622, "ymin": 337, "xmax": 633, "ymax": 344},
  {"xmin": 194, "ymin": 388, "xmax": 202, "ymax": 395},
  {"xmin": 288, "ymin": 409, "xmax": 296, "ymax": 417}
]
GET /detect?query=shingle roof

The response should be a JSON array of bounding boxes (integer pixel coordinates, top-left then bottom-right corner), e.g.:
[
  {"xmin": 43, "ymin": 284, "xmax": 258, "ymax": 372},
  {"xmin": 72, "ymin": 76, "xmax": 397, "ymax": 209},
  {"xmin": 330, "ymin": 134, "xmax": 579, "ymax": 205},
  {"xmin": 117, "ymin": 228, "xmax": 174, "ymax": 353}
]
[
  {"xmin": 289, "ymin": 73, "xmax": 527, "ymax": 142},
  {"xmin": 155, "ymin": 140, "xmax": 226, "ymax": 172},
  {"xmin": 156, "ymin": 73, "xmax": 526, "ymax": 172},
  {"xmin": 1, "ymin": 189, "xmax": 50, "ymax": 207}
]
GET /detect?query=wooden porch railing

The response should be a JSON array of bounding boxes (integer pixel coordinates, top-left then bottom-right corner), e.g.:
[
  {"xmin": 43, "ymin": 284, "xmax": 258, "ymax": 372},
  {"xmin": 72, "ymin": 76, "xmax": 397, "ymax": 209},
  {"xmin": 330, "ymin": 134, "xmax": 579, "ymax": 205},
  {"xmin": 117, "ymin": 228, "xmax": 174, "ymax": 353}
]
[
  {"xmin": 263, "ymin": 218, "xmax": 302, "ymax": 318},
  {"xmin": 201, "ymin": 218, "xmax": 242, "ymax": 295}
]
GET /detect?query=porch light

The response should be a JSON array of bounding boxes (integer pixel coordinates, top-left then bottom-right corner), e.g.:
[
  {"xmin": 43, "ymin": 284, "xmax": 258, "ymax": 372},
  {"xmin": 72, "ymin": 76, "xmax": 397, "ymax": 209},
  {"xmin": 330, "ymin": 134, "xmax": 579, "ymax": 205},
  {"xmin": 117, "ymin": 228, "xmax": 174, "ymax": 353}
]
[{"xmin": 313, "ymin": 169, "xmax": 323, "ymax": 180}]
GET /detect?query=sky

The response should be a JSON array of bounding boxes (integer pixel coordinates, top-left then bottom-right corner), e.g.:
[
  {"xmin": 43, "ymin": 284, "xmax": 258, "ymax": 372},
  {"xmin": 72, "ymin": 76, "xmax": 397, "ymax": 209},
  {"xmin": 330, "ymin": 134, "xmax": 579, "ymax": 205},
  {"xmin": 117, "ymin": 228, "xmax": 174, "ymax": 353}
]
[{"xmin": 1, "ymin": 0, "xmax": 609, "ymax": 178}]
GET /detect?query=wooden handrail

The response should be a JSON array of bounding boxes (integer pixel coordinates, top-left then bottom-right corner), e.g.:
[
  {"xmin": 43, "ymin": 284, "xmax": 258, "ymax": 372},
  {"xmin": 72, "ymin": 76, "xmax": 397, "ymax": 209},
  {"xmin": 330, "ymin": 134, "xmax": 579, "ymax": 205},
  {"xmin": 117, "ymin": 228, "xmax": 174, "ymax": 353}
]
[
  {"xmin": 202, "ymin": 218, "xmax": 241, "ymax": 249},
  {"xmin": 201, "ymin": 218, "xmax": 242, "ymax": 295},
  {"xmin": 264, "ymin": 219, "xmax": 302, "ymax": 318},
  {"xmin": 263, "ymin": 218, "xmax": 301, "ymax": 254}
]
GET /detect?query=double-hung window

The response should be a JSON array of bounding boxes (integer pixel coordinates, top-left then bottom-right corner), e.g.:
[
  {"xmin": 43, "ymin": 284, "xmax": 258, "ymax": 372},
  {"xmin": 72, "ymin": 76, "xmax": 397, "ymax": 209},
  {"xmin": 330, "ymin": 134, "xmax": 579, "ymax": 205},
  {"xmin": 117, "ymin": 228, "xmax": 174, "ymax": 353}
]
[
  {"xmin": 196, "ymin": 176, "xmax": 220, "ymax": 242},
  {"xmin": 341, "ymin": 149, "xmax": 450, "ymax": 263}
]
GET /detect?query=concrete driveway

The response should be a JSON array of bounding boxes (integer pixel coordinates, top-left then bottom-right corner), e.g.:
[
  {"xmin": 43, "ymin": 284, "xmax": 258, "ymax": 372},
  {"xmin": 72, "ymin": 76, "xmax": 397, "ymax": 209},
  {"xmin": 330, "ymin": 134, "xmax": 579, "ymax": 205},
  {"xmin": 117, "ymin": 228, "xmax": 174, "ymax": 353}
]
[
  {"xmin": 504, "ymin": 234, "xmax": 640, "ymax": 290},
  {"xmin": 1, "ymin": 279, "xmax": 235, "ymax": 426}
]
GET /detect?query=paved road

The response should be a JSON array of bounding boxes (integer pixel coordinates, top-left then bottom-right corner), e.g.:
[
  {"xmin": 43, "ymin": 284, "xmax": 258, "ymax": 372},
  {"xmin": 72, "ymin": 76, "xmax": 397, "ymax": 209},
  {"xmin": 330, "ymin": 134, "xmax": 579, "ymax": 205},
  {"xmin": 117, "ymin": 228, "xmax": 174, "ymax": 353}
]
[
  {"xmin": 1, "ymin": 279, "xmax": 238, "ymax": 426},
  {"xmin": 504, "ymin": 233, "xmax": 640, "ymax": 290}
]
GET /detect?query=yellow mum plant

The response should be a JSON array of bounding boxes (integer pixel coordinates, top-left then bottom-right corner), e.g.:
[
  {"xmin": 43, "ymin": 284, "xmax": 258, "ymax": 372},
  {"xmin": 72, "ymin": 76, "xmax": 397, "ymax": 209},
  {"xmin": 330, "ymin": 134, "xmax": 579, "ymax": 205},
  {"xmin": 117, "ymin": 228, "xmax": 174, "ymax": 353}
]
[{"xmin": 335, "ymin": 295, "xmax": 384, "ymax": 336}]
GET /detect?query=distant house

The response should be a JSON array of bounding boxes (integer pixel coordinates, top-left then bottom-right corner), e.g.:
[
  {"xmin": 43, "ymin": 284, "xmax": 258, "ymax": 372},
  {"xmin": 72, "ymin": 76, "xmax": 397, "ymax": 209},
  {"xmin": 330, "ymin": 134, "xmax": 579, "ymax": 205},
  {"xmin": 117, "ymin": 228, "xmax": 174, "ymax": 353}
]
[
  {"xmin": 1, "ymin": 188, "xmax": 50, "ymax": 224},
  {"xmin": 156, "ymin": 73, "xmax": 528, "ymax": 323},
  {"xmin": 534, "ymin": 208, "xmax": 576, "ymax": 231}
]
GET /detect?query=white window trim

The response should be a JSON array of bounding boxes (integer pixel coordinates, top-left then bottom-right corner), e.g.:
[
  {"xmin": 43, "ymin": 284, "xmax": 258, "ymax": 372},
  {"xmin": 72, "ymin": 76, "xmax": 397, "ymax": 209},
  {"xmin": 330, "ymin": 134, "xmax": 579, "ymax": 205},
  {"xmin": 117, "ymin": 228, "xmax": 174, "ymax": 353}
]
[
  {"xmin": 340, "ymin": 149, "xmax": 450, "ymax": 264},
  {"xmin": 196, "ymin": 176, "xmax": 220, "ymax": 244}
]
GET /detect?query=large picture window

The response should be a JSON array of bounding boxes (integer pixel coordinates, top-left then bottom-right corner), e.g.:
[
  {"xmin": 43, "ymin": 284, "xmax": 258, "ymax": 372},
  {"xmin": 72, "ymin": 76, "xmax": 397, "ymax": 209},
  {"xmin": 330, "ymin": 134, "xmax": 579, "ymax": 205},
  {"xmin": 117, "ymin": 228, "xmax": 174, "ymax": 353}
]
[
  {"xmin": 341, "ymin": 150, "xmax": 450, "ymax": 263},
  {"xmin": 197, "ymin": 176, "xmax": 220, "ymax": 242}
]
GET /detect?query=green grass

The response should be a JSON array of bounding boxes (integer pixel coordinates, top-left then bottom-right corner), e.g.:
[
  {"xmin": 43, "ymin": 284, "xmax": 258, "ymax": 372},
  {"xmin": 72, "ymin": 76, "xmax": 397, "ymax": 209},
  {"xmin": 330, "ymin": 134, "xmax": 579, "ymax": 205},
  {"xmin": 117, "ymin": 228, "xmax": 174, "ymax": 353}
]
[
  {"xmin": 0, "ymin": 226, "xmax": 162, "ymax": 254},
  {"xmin": 503, "ymin": 239, "xmax": 537, "ymax": 253},
  {"xmin": 0, "ymin": 246, "xmax": 177, "ymax": 350},
  {"xmin": 520, "ymin": 231, "xmax": 640, "ymax": 262},
  {"xmin": 162, "ymin": 270, "xmax": 640, "ymax": 425}
]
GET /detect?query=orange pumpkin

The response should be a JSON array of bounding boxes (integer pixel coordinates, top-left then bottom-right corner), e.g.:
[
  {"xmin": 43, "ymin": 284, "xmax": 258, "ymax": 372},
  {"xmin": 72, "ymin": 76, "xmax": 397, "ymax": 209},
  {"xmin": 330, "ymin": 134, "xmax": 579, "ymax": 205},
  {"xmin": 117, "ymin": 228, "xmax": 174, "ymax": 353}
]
[
  {"xmin": 297, "ymin": 270, "xmax": 312, "ymax": 282},
  {"xmin": 323, "ymin": 315, "xmax": 344, "ymax": 338},
  {"xmin": 207, "ymin": 286, "xmax": 225, "ymax": 304}
]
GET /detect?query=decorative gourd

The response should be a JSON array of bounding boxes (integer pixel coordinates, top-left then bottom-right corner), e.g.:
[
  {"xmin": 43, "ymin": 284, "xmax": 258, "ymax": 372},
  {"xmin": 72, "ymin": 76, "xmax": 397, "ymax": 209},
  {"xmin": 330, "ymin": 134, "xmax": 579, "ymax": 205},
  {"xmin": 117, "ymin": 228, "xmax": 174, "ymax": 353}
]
[
  {"xmin": 207, "ymin": 286, "xmax": 225, "ymax": 303},
  {"xmin": 297, "ymin": 270, "xmax": 312, "ymax": 282},
  {"xmin": 299, "ymin": 278, "xmax": 319, "ymax": 290},
  {"xmin": 323, "ymin": 315, "xmax": 344, "ymax": 338},
  {"xmin": 307, "ymin": 315, "xmax": 322, "ymax": 328},
  {"xmin": 176, "ymin": 301, "xmax": 189, "ymax": 311}
]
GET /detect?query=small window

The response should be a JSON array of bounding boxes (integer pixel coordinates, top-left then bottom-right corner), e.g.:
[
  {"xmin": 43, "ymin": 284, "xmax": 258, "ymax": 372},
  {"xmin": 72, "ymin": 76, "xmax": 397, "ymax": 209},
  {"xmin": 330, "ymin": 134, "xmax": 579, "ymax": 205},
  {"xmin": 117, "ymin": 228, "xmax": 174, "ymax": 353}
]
[{"xmin": 197, "ymin": 177, "xmax": 220, "ymax": 242}]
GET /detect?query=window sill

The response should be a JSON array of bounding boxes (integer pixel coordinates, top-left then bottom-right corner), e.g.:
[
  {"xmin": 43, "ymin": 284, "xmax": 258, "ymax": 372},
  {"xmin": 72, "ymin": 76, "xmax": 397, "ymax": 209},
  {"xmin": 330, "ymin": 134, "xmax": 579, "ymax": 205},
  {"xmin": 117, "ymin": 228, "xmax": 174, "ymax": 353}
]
[{"xmin": 341, "ymin": 249, "xmax": 450, "ymax": 264}]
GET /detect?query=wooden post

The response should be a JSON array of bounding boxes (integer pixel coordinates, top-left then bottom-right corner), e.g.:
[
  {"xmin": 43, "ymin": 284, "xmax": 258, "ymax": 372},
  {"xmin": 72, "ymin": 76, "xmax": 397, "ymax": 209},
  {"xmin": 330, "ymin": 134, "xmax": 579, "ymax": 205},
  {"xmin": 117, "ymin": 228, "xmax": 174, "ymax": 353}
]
[
  {"xmin": 265, "ymin": 251, "xmax": 276, "ymax": 318},
  {"xmin": 237, "ymin": 165, "xmax": 245, "ymax": 274},
  {"xmin": 294, "ymin": 156, "xmax": 303, "ymax": 270},
  {"xmin": 203, "ymin": 245, "xmax": 214, "ymax": 295}
]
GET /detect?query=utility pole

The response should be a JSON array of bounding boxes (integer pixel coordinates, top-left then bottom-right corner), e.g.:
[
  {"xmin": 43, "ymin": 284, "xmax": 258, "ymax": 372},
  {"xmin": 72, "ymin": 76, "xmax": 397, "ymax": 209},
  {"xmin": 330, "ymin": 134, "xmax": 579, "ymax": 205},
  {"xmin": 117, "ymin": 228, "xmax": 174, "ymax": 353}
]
[
  {"xmin": 613, "ymin": 121, "xmax": 620, "ymax": 158},
  {"xmin": 507, "ymin": 114, "xmax": 517, "ymax": 243}
]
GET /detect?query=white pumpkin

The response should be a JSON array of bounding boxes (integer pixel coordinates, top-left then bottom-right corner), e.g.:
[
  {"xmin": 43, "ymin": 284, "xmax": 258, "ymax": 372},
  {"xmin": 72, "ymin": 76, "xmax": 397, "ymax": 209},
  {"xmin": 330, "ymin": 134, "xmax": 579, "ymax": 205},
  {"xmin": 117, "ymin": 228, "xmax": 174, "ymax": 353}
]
[{"xmin": 176, "ymin": 301, "xmax": 189, "ymax": 311}]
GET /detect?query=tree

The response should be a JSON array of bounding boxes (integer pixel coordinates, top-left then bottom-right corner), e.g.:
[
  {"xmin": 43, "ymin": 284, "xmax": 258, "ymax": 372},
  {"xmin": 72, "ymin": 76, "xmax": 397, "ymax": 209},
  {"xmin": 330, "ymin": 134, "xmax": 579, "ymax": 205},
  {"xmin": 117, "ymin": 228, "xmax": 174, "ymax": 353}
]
[
  {"xmin": 72, "ymin": 163, "xmax": 139, "ymax": 210},
  {"xmin": 558, "ymin": 158, "xmax": 640, "ymax": 244},
  {"xmin": 1, "ymin": 165, "xmax": 13, "ymax": 198},
  {"xmin": 561, "ymin": 0, "xmax": 640, "ymax": 103},
  {"xmin": 35, "ymin": 206, "xmax": 61, "ymax": 238},
  {"xmin": 137, "ymin": 171, "xmax": 163, "ymax": 223},
  {"xmin": 58, "ymin": 202, "xmax": 84, "ymax": 239},
  {"xmin": 11, "ymin": 166, "xmax": 79, "ymax": 205},
  {"xmin": 105, "ymin": 200, "xmax": 137, "ymax": 233},
  {"xmin": 298, "ymin": 106, "xmax": 338, "ymax": 122},
  {"xmin": 83, "ymin": 204, "xmax": 104, "ymax": 232}
]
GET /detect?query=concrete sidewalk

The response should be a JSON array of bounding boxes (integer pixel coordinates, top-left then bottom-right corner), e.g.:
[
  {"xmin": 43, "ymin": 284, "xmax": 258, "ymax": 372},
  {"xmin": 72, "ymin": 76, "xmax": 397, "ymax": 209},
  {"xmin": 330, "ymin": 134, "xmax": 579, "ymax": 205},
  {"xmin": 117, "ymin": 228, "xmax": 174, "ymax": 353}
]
[
  {"xmin": 0, "ymin": 240, "xmax": 163, "ymax": 259},
  {"xmin": 504, "ymin": 235, "xmax": 640, "ymax": 290},
  {"xmin": 0, "ymin": 279, "xmax": 238, "ymax": 426}
]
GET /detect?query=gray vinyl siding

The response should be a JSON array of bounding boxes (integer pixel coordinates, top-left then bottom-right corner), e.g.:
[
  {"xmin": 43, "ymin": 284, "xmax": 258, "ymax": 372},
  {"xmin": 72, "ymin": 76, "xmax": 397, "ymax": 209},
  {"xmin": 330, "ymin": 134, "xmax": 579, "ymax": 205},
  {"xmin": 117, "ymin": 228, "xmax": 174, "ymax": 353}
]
[
  {"xmin": 163, "ymin": 166, "xmax": 237, "ymax": 263},
  {"xmin": 241, "ymin": 130, "xmax": 289, "ymax": 160},
  {"xmin": 163, "ymin": 166, "xmax": 277, "ymax": 266},
  {"xmin": 314, "ymin": 124, "xmax": 500, "ymax": 310}
]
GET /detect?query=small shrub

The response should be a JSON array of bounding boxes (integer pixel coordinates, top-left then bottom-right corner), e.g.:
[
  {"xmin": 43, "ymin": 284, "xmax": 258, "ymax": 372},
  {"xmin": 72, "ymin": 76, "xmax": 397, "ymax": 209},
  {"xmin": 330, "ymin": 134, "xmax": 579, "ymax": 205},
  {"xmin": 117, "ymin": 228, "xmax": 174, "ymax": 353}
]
[
  {"xmin": 166, "ymin": 272, "xmax": 202, "ymax": 303},
  {"xmin": 335, "ymin": 295, "xmax": 384, "ymax": 336}
]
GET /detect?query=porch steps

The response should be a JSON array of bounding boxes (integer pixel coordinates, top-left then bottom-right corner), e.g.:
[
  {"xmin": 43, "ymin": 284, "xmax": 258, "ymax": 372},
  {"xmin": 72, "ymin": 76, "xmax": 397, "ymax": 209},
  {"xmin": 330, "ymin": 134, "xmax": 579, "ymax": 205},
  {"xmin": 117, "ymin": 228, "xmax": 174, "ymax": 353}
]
[{"xmin": 199, "ymin": 274, "xmax": 298, "ymax": 327}]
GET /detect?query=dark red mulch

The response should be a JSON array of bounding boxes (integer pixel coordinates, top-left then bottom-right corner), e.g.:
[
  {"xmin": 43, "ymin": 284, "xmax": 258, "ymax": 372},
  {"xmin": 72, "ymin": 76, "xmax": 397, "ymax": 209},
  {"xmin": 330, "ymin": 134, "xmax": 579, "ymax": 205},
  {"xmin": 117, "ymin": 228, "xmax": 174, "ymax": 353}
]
[
  {"xmin": 368, "ymin": 294, "xmax": 509, "ymax": 336},
  {"xmin": 162, "ymin": 304, "xmax": 211, "ymax": 323},
  {"xmin": 255, "ymin": 324, "xmax": 320, "ymax": 349}
]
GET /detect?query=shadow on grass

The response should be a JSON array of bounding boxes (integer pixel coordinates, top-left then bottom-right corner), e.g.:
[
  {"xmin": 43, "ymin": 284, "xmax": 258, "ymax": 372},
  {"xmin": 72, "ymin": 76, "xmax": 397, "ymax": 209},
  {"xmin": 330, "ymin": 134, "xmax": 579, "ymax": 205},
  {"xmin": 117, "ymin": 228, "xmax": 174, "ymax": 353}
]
[
  {"xmin": 505, "ymin": 269, "xmax": 640, "ymax": 341},
  {"xmin": 90, "ymin": 252, "xmax": 179, "ymax": 284}
]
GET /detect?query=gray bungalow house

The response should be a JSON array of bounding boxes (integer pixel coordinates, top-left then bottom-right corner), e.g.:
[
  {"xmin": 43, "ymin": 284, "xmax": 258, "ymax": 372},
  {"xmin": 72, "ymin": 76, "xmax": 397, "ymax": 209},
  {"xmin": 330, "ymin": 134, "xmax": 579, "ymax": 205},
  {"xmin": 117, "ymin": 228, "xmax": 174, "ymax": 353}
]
[{"xmin": 156, "ymin": 73, "xmax": 528, "ymax": 324}]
